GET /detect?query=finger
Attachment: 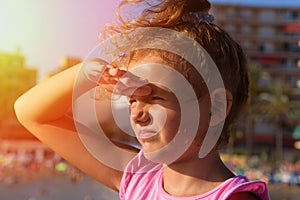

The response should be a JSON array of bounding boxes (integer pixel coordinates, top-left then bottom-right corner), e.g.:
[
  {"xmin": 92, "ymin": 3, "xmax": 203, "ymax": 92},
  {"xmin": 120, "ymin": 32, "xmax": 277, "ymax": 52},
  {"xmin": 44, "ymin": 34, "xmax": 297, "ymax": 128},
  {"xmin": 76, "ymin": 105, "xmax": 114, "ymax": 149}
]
[
  {"xmin": 118, "ymin": 74, "xmax": 149, "ymax": 88},
  {"xmin": 102, "ymin": 81, "xmax": 152, "ymax": 97},
  {"xmin": 108, "ymin": 67, "xmax": 125, "ymax": 77},
  {"xmin": 107, "ymin": 67, "xmax": 149, "ymax": 87},
  {"xmin": 83, "ymin": 61, "xmax": 107, "ymax": 83},
  {"xmin": 101, "ymin": 84, "xmax": 116, "ymax": 93},
  {"xmin": 98, "ymin": 68, "xmax": 152, "ymax": 96},
  {"xmin": 100, "ymin": 76, "xmax": 119, "ymax": 85},
  {"xmin": 113, "ymin": 85, "xmax": 152, "ymax": 96}
]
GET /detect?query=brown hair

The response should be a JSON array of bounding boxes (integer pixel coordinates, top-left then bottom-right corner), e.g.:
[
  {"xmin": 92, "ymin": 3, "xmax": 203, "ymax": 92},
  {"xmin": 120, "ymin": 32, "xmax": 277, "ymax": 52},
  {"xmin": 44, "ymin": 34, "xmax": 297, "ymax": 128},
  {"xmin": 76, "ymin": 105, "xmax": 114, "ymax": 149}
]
[{"xmin": 100, "ymin": 0, "xmax": 249, "ymax": 148}]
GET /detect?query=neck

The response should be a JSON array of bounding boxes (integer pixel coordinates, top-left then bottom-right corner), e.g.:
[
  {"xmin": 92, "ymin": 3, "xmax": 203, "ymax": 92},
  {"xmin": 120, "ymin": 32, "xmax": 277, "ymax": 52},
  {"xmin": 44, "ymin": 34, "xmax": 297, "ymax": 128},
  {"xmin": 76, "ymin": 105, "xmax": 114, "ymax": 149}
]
[{"xmin": 162, "ymin": 150, "xmax": 234, "ymax": 197}]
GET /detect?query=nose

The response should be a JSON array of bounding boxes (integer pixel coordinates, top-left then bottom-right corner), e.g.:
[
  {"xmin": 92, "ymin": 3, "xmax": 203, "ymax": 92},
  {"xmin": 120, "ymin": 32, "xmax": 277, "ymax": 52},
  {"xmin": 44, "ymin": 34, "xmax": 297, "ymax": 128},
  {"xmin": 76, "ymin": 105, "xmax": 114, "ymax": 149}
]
[{"xmin": 130, "ymin": 101, "xmax": 151, "ymax": 125}]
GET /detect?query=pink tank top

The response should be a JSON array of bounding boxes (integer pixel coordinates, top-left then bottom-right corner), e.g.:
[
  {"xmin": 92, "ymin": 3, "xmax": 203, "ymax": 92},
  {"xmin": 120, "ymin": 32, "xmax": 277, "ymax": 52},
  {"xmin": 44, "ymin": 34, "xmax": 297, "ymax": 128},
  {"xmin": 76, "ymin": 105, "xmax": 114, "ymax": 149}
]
[{"xmin": 120, "ymin": 151, "xmax": 269, "ymax": 200}]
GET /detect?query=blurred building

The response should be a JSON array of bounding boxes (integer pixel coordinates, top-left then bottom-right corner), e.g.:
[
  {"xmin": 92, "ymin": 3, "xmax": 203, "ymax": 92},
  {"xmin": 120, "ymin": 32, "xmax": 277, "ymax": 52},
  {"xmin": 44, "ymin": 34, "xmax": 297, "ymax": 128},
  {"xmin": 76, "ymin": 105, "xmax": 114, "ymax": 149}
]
[
  {"xmin": 212, "ymin": 3, "xmax": 300, "ymax": 155},
  {"xmin": 0, "ymin": 54, "xmax": 82, "ymax": 140},
  {"xmin": 0, "ymin": 49, "xmax": 37, "ymax": 139},
  {"xmin": 212, "ymin": 3, "xmax": 300, "ymax": 96},
  {"xmin": 46, "ymin": 56, "xmax": 82, "ymax": 77}
]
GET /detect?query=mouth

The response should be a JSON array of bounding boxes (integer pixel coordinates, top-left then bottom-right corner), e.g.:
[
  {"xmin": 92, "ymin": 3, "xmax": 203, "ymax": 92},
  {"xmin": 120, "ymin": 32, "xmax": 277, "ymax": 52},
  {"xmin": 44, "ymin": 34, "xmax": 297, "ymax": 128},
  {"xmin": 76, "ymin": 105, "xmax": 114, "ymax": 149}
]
[{"xmin": 137, "ymin": 129, "xmax": 158, "ymax": 140}]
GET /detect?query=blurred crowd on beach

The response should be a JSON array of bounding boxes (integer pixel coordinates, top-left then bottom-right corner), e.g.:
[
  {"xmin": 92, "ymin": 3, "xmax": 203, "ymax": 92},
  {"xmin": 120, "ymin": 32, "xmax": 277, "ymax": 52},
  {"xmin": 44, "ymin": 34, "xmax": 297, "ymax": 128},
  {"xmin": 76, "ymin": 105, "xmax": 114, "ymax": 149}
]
[
  {"xmin": 222, "ymin": 154, "xmax": 300, "ymax": 186},
  {"xmin": 0, "ymin": 141, "xmax": 83, "ymax": 185},
  {"xmin": 0, "ymin": 140, "xmax": 299, "ymax": 187}
]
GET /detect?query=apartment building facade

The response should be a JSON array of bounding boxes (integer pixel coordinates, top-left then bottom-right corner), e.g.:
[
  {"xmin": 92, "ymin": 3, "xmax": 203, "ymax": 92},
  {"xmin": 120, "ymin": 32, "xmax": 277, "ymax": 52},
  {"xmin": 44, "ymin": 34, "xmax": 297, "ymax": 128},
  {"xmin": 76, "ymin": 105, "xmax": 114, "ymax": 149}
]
[
  {"xmin": 211, "ymin": 3, "xmax": 300, "ymax": 154},
  {"xmin": 212, "ymin": 3, "xmax": 300, "ymax": 91},
  {"xmin": 0, "ymin": 49, "xmax": 37, "ymax": 139}
]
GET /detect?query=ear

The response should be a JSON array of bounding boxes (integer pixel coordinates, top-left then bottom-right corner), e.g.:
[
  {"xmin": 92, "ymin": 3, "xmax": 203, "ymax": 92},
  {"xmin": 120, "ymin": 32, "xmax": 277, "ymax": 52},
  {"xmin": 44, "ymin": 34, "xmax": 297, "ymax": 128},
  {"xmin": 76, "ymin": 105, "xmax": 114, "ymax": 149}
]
[{"xmin": 209, "ymin": 88, "xmax": 232, "ymax": 126}]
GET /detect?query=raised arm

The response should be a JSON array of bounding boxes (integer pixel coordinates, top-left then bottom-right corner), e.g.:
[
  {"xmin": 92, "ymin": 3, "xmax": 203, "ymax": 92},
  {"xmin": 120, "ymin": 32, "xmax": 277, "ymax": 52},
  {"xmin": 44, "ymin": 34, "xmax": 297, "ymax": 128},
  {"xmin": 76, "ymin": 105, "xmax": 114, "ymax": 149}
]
[{"xmin": 14, "ymin": 62, "xmax": 124, "ymax": 191}]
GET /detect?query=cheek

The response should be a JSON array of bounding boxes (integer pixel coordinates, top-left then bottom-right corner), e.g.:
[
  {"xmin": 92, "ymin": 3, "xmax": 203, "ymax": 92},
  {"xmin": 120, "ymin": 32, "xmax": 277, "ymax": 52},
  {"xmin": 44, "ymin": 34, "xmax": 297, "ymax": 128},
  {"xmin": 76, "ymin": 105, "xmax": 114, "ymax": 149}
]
[
  {"xmin": 149, "ymin": 104, "xmax": 181, "ymax": 140},
  {"xmin": 195, "ymin": 98, "xmax": 212, "ymax": 143},
  {"xmin": 148, "ymin": 104, "xmax": 168, "ymax": 131},
  {"xmin": 162, "ymin": 108, "xmax": 181, "ymax": 140}
]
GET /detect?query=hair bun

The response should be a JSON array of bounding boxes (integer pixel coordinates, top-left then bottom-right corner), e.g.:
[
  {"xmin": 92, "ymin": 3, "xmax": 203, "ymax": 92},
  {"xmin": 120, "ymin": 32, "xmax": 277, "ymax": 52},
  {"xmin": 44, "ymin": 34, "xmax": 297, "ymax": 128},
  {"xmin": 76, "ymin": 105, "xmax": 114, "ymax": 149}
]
[{"xmin": 184, "ymin": 0, "xmax": 211, "ymax": 12}]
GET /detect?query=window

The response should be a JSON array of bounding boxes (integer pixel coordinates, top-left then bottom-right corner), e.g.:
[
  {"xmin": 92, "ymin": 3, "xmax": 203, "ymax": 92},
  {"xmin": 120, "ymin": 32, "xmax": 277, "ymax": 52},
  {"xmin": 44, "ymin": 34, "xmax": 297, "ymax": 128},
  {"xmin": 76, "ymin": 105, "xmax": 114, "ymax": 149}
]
[
  {"xmin": 282, "ymin": 59, "xmax": 297, "ymax": 68},
  {"xmin": 258, "ymin": 27, "xmax": 275, "ymax": 37},
  {"xmin": 225, "ymin": 24, "xmax": 236, "ymax": 34},
  {"xmin": 258, "ymin": 43, "xmax": 275, "ymax": 53},
  {"xmin": 259, "ymin": 10, "xmax": 276, "ymax": 22},
  {"xmin": 226, "ymin": 8, "xmax": 236, "ymax": 18},
  {"xmin": 240, "ymin": 9, "xmax": 253, "ymax": 18},
  {"xmin": 283, "ymin": 43, "xmax": 300, "ymax": 52},
  {"xmin": 241, "ymin": 41, "xmax": 252, "ymax": 50},
  {"xmin": 241, "ymin": 25, "xmax": 252, "ymax": 34},
  {"xmin": 284, "ymin": 11, "xmax": 299, "ymax": 20}
]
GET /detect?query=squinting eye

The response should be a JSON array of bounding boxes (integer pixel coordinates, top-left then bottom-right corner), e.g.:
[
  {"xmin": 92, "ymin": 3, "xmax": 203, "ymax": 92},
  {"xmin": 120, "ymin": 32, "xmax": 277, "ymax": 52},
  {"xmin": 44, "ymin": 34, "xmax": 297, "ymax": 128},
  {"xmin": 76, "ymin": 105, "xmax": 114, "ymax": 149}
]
[
  {"xmin": 128, "ymin": 98, "xmax": 136, "ymax": 105},
  {"xmin": 152, "ymin": 96, "xmax": 165, "ymax": 101}
]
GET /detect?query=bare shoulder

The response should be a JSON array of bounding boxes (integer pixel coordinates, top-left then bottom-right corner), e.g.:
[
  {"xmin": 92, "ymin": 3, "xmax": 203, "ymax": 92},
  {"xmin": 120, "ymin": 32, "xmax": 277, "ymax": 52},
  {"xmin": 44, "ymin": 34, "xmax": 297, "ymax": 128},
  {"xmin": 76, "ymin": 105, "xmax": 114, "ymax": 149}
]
[{"xmin": 228, "ymin": 192, "xmax": 260, "ymax": 200}]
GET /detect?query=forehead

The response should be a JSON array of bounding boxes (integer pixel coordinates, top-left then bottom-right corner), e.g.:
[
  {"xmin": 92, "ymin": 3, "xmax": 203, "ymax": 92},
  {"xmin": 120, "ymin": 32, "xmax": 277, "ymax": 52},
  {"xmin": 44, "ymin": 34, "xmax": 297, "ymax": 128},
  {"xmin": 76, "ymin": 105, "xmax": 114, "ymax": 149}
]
[
  {"xmin": 125, "ymin": 51, "xmax": 207, "ymax": 99},
  {"xmin": 149, "ymin": 83, "xmax": 173, "ymax": 95},
  {"xmin": 128, "ymin": 53, "xmax": 167, "ymax": 68},
  {"xmin": 127, "ymin": 50, "xmax": 192, "ymax": 81}
]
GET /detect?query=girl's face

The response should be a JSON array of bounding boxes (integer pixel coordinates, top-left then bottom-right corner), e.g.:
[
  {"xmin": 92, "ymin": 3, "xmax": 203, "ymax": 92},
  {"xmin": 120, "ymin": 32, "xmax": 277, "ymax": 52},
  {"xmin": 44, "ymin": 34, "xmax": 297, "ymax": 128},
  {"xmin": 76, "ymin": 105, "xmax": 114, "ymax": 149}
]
[
  {"xmin": 129, "ymin": 83, "xmax": 181, "ymax": 154},
  {"xmin": 127, "ymin": 55, "xmax": 211, "ymax": 160}
]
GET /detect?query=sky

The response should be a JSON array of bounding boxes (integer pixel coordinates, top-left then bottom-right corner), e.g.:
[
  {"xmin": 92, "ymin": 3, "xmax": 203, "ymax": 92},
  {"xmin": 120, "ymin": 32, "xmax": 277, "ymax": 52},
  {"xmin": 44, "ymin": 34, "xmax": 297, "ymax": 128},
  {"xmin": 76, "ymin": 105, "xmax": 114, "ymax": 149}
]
[
  {"xmin": 212, "ymin": 0, "xmax": 300, "ymax": 7},
  {"xmin": 1, "ymin": 0, "xmax": 300, "ymax": 79},
  {"xmin": 0, "ymin": 0, "xmax": 119, "ymax": 79}
]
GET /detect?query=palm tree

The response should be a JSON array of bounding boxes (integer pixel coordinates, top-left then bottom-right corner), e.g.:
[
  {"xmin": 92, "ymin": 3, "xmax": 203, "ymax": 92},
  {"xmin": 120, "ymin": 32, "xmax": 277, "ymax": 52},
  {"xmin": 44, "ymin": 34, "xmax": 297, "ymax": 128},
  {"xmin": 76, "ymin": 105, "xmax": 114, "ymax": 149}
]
[
  {"xmin": 248, "ymin": 71, "xmax": 299, "ymax": 162},
  {"xmin": 243, "ymin": 63, "xmax": 267, "ymax": 158}
]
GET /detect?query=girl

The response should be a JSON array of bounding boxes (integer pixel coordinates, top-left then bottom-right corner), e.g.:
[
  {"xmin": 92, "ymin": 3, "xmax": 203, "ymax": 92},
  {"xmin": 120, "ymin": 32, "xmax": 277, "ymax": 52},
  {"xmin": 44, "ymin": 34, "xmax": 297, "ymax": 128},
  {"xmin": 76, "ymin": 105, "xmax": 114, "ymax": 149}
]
[{"xmin": 15, "ymin": 0, "xmax": 270, "ymax": 199}]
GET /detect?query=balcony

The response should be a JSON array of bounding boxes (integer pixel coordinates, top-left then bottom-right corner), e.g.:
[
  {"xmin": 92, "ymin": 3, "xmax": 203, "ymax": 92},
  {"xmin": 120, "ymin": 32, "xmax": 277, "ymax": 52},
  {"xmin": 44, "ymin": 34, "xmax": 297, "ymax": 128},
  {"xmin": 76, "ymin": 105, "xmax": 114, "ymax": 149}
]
[{"xmin": 231, "ymin": 33, "xmax": 300, "ymax": 44}]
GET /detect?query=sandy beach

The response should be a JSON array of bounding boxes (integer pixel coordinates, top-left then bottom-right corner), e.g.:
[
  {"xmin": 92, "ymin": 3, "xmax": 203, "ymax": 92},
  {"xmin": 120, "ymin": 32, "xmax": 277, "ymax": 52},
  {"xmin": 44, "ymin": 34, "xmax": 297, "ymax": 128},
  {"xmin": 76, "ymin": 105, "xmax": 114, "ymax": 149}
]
[{"xmin": 0, "ymin": 175, "xmax": 119, "ymax": 200}]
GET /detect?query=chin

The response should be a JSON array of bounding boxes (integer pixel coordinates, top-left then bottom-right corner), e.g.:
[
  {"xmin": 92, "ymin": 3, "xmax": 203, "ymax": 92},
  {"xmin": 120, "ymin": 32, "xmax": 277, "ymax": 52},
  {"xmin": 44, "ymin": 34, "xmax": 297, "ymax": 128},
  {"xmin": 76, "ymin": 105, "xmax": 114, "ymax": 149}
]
[{"xmin": 142, "ymin": 146, "xmax": 178, "ymax": 165}]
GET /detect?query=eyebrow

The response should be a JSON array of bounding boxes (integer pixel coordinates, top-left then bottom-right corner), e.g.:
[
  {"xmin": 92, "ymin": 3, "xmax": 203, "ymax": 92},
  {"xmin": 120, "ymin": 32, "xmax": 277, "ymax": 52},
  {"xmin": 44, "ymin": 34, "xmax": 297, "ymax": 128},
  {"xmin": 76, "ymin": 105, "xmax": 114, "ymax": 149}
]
[{"xmin": 149, "ymin": 83, "xmax": 172, "ymax": 95}]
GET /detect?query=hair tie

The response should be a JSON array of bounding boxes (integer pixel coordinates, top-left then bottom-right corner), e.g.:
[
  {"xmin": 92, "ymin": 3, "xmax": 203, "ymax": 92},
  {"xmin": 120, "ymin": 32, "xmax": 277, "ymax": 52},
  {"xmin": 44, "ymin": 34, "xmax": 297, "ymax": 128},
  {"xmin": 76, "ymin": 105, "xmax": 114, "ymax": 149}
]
[{"xmin": 182, "ymin": 12, "xmax": 214, "ymax": 24}]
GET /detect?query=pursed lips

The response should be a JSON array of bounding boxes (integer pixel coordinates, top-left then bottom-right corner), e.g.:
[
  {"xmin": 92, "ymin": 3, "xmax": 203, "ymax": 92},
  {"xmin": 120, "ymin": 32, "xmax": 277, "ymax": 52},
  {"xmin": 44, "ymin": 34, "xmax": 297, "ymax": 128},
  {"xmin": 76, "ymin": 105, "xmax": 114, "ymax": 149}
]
[{"xmin": 137, "ymin": 129, "xmax": 158, "ymax": 140}]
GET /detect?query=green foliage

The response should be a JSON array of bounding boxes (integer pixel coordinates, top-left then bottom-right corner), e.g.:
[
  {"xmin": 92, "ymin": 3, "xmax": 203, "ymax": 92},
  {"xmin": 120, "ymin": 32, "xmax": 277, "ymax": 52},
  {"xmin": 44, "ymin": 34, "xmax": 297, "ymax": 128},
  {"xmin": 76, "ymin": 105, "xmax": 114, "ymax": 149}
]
[{"xmin": 247, "ymin": 62, "xmax": 300, "ymax": 126}]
